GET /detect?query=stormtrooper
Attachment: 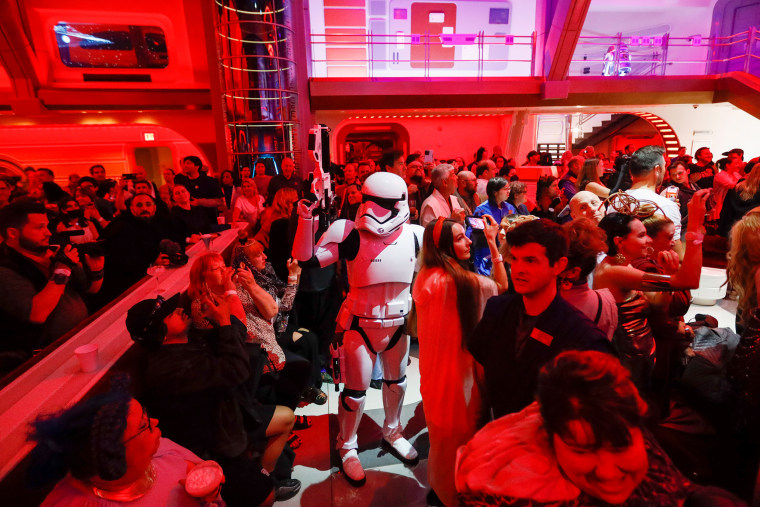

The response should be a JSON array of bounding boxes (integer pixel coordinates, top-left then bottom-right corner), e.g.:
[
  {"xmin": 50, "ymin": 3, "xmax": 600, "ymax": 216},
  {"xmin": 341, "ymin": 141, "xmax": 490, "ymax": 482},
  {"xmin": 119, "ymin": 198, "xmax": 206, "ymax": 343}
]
[{"xmin": 292, "ymin": 171, "xmax": 424, "ymax": 486}]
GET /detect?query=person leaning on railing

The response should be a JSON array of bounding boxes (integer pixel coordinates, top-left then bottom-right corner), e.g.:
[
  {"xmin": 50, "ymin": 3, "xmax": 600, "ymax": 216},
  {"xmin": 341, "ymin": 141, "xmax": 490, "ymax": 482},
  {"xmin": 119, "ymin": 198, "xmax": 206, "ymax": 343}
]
[{"xmin": 0, "ymin": 199, "xmax": 104, "ymax": 374}]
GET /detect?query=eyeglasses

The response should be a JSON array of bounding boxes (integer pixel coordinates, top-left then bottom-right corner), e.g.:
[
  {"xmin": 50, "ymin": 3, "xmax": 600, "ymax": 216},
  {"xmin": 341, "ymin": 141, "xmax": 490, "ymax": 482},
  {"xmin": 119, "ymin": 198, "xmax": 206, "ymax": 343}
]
[{"xmin": 124, "ymin": 406, "xmax": 153, "ymax": 443}]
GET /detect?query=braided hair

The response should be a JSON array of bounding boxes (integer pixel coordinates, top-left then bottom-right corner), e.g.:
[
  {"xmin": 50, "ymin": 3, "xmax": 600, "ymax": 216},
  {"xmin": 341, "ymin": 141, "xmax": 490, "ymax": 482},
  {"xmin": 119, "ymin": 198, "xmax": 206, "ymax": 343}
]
[{"xmin": 27, "ymin": 375, "xmax": 132, "ymax": 487}]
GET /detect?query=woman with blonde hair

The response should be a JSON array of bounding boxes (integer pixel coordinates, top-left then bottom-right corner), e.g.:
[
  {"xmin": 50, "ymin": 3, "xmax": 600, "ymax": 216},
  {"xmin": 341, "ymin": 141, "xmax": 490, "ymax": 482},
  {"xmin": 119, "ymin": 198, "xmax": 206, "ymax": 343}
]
[
  {"xmin": 185, "ymin": 252, "xmax": 305, "ymax": 497},
  {"xmin": 255, "ymin": 187, "xmax": 298, "ymax": 248},
  {"xmin": 575, "ymin": 157, "xmax": 610, "ymax": 198},
  {"xmin": 232, "ymin": 177, "xmax": 264, "ymax": 230},
  {"xmin": 719, "ymin": 161, "xmax": 760, "ymax": 236},
  {"xmin": 728, "ymin": 208, "xmax": 760, "ymax": 446},
  {"xmin": 727, "ymin": 207, "xmax": 760, "ymax": 333}
]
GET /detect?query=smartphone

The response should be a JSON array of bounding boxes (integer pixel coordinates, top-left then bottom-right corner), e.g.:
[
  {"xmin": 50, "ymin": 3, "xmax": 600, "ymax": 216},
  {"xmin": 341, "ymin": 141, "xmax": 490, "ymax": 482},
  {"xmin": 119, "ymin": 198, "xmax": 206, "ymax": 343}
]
[
  {"xmin": 122, "ymin": 173, "xmax": 137, "ymax": 180},
  {"xmin": 467, "ymin": 216, "xmax": 485, "ymax": 230},
  {"xmin": 424, "ymin": 150, "xmax": 434, "ymax": 164}
]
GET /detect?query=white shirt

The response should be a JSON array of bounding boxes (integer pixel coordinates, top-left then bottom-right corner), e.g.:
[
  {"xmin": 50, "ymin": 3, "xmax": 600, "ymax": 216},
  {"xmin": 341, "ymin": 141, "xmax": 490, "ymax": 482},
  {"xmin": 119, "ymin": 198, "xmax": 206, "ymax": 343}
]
[
  {"xmin": 476, "ymin": 178, "xmax": 489, "ymax": 203},
  {"xmin": 419, "ymin": 188, "xmax": 463, "ymax": 227},
  {"xmin": 625, "ymin": 187, "xmax": 682, "ymax": 240}
]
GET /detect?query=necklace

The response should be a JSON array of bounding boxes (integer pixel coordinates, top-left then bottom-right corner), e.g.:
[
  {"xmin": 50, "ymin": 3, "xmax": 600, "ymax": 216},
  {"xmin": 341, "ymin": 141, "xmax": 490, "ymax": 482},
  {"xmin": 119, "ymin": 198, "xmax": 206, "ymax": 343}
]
[{"xmin": 89, "ymin": 462, "xmax": 157, "ymax": 502}]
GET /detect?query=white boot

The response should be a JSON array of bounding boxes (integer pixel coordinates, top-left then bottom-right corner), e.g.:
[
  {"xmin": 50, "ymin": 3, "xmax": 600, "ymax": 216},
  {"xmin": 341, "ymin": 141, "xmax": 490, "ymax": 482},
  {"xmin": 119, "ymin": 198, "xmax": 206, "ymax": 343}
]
[
  {"xmin": 382, "ymin": 425, "xmax": 418, "ymax": 464},
  {"xmin": 339, "ymin": 448, "xmax": 366, "ymax": 486}
]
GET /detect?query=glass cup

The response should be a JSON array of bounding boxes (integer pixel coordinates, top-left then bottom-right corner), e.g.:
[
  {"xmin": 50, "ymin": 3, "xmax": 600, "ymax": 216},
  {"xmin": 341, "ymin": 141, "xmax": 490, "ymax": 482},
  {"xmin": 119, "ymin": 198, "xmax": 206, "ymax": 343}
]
[{"xmin": 146, "ymin": 265, "xmax": 166, "ymax": 295}]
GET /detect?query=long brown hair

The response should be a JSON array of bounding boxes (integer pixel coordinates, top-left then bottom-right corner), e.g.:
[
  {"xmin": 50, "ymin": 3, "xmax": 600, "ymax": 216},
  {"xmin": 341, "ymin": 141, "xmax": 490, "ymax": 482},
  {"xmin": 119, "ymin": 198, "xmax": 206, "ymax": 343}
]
[
  {"xmin": 418, "ymin": 218, "xmax": 482, "ymax": 350},
  {"xmin": 575, "ymin": 158, "xmax": 602, "ymax": 191},
  {"xmin": 727, "ymin": 208, "xmax": 760, "ymax": 326},
  {"xmin": 737, "ymin": 162, "xmax": 760, "ymax": 201}
]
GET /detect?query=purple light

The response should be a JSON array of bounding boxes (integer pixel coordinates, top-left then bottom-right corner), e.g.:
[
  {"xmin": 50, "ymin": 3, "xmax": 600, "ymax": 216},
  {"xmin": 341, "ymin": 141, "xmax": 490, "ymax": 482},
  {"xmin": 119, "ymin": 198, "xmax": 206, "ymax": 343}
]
[{"xmin": 393, "ymin": 8, "xmax": 407, "ymax": 20}]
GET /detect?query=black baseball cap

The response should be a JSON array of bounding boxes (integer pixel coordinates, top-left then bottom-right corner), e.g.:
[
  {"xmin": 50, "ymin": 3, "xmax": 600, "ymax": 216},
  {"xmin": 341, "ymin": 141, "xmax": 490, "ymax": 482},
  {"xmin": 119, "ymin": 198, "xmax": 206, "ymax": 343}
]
[
  {"xmin": 722, "ymin": 148, "xmax": 744, "ymax": 158},
  {"xmin": 126, "ymin": 293, "xmax": 181, "ymax": 349}
]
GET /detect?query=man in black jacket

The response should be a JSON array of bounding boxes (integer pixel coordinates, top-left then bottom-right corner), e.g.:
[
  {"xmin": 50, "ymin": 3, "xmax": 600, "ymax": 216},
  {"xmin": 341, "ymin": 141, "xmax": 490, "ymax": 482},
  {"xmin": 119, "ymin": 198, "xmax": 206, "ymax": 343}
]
[
  {"xmin": 0, "ymin": 200, "xmax": 104, "ymax": 373},
  {"xmin": 469, "ymin": 219, "xmax": 614, "ymax": 420},
  {"xmin": 126, "ymin": 292, "xmax": 280, "ymax": 506},
  {"xmin": 99, "ymin": 193, "xmax": 181, "ymax": 302}
]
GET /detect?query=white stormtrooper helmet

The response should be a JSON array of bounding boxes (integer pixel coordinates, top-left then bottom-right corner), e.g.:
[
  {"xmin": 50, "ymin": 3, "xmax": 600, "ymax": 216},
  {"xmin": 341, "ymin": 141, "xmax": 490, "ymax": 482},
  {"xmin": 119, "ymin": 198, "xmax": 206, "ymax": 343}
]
[{"xmin": 354, "ymin": 172, "xmax": 409, "ymax": 236}]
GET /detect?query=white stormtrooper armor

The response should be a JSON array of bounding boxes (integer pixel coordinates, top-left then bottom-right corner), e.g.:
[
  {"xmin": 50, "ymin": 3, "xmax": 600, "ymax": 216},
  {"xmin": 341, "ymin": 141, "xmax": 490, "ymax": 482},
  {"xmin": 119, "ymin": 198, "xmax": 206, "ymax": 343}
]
[{"xmin": 292, "ymin": 172, "xmax": 423, "ymax": 486}]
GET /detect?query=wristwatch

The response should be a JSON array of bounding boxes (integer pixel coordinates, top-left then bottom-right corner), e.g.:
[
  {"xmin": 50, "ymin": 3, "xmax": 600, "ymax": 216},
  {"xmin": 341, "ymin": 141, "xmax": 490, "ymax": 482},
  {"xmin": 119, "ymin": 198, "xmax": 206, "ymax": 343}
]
[{"xmin": 51, "ymin": 268, "xmax": 71, "ymax": 285}]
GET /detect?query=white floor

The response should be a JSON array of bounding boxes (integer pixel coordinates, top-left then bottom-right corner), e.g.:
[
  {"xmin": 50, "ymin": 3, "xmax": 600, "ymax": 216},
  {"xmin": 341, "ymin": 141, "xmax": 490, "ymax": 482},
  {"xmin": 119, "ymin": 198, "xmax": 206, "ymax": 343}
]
[
  {"xmin": 279, "ymin": 354, "xmax": 429, "ymax": 507},
  {"xmin": 278, "ymin": 298, "xmax": 738, "ymax": 506}
]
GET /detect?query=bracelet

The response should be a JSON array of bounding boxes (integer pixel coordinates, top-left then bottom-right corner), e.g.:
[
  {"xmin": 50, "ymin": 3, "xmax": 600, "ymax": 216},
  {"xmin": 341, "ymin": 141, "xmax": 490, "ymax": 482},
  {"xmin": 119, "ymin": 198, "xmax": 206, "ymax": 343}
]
[
  {"xmin": 492, "ymin": 254, "xmax": 503, "ymax": 263},
  {"xmin": 88, "ymin": 269, "xmax": 105, "ymax": 281},
  {"xmin": 224, "ymin": 289, "xmax": 237, "ymax": 296},
  {"xmin": 287, "ymin": 276, "xmax": 298, "ymax": 282},
  {"xmin": 684, "ymin": 232, "xmax": 704, "ymax": 245}
]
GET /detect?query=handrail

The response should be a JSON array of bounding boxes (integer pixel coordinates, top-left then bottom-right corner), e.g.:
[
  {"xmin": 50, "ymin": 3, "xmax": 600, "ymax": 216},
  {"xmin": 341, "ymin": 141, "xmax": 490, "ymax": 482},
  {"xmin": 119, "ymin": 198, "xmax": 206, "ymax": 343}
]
[
  {"xmin": 309, "ymin": 26, "xmax": 760, "ymax": 79},
  {"xmin": 0, "ymin": 227, "xmax": 243, "ymax": 481}
]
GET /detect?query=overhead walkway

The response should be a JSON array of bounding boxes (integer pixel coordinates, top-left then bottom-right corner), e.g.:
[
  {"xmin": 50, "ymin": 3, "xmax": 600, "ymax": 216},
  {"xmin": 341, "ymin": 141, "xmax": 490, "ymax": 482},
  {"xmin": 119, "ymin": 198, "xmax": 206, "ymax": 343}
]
[{"xmin": 310, "ymin": 72, "xmax": 760, "ymax": 118}]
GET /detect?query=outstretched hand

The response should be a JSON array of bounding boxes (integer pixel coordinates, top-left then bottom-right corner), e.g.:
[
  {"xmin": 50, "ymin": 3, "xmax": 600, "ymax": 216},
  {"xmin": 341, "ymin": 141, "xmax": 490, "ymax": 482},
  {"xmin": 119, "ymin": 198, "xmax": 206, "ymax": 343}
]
[
  {"xmin": 84, "ymin": 253, "xmax": 105, "ymax": 272},
  {"xmin": 56, "ymin": 244, "xmax": 80, "ymax": 267},
  {"xmin": 297, "ymin": 199, "xmax": 319, "ymax": 219},
  {"xmin": 657, "ymin": 250, "xmax": 680, "ymax": 275},
  {"xmin": 201, "ymin": 294, "xmax": 231, "ymax": 326},
  {"xmin": 687, "ymin": 188, "xmax": 711, "ymax": 225},
  {"xmin": 233, "ymin": 262, "xmax": 255, "ymax": 288},
  {"xmin": 482, "ymin": 214, "xmax": 499, "ymax": 244},
  {"xmin": 287, "ymin": 257, "xmax": 301, "ymax": 278}
]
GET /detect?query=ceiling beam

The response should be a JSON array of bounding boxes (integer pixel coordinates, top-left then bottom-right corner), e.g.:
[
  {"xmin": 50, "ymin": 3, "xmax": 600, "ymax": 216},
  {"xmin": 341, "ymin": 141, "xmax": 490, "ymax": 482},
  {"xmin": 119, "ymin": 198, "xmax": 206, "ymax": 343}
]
[
  {"xmin": 0, "ymin": 0, "xmax": 43, "ymax": 112},
  {"xmin": 543, "ymin": 0, "xmax": 593, "ymax": 83},
  {"xmin": 309, "ymin": 75, "xmax": 718, "ymax": 110},
  {"xmin": 36, "ymin": 89, "xmax": 211, "ymax": 109},
  {"xmin": 715, "ymin": 72, "xmax": 760, "ymax": 120}
]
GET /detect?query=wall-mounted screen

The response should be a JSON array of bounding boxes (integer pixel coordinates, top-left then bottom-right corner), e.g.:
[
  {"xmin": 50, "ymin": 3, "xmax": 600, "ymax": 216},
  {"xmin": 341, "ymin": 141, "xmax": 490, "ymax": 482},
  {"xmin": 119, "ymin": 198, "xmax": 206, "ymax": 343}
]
[
  {"xmin": 54, "ymin": 22, "xmax": 168, "ymax": 68},
  {"xmin": 489, "ymin": 8, "xmax": 509, "ymax": 25}
]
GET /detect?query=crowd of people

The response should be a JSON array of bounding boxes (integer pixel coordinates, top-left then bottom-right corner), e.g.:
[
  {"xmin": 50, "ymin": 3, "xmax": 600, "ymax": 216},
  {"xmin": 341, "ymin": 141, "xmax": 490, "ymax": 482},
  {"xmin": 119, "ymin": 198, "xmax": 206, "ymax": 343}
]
[{"xmin": 2, "ymin": 141, "xmax": 759, "ymax": 505}]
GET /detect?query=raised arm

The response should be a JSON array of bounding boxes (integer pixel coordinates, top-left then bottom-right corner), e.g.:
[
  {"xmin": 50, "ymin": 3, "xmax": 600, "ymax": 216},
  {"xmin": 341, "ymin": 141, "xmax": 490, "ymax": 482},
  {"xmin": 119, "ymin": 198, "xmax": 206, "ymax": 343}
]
[
  {"xmin": 482, "ymin": 214, "xmax": 508, "ymax": 294},
  {"xmin": 233, "ymin": 263, "xmax": 278, "ymax": 321},
  {"xmin": 291, "ymin": 199, "xmax": 348, "ymax": 267},
  {"xmin": 597, "ymin": 190, "xmax": 710, "ymax": 292}
]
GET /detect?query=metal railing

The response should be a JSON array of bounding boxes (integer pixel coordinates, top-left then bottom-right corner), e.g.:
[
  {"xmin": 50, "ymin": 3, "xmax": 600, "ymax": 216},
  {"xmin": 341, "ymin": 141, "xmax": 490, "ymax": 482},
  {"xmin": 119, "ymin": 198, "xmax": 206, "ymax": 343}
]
[
  {"xmin": 310, "ymin": 31, "xmax": 536, "ymax": 79},
  {"xmin": 309, "ymin": 27, "xmax": 760, "ymax": 80}
]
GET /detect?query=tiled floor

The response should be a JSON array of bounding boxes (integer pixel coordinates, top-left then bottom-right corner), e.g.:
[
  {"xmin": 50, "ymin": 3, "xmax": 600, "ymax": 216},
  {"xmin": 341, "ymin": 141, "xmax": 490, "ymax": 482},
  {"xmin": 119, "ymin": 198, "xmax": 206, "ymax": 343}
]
[
  {"xmin": 280, "ymin": 351, "xmax": 430, "ymax": 506},
  {"xmin": 279, "ymin": 298, "xmax": 738, "ymax": 506}
]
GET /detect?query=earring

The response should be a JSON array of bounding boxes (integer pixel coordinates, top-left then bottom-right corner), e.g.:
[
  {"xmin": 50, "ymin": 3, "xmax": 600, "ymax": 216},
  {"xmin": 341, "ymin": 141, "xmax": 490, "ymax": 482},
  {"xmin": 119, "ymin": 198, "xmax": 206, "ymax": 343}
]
[{"xmin": 615, "ymin": 253, "xmax": 627, "ymax": 265}]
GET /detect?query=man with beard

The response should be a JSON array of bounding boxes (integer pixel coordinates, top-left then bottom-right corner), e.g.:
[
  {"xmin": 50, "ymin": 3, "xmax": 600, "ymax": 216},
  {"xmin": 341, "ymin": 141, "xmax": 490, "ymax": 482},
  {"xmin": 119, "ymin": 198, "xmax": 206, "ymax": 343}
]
[
  {"xmin": 688, "ymin": 147, "xmax": 716, "ymax": 189},
  {"xmin": 100, "ymin": 193, "xmax": 181, "ymax": 302},
  {"xmin": 620, "ymin": 146, "xmax": 684, "ymax": 248},
  {"xmin": 406, "ymin": 159, "xmax": 429, "ymax": 223},
  {"xmin": 0, "ymin": 200, "xmax": 105, "ymax": 373},
  {"xmin": 455, "ymin": 170, "xmax": 479, "ymax": 214}
]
